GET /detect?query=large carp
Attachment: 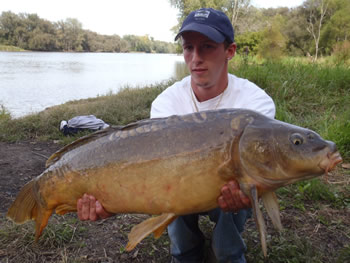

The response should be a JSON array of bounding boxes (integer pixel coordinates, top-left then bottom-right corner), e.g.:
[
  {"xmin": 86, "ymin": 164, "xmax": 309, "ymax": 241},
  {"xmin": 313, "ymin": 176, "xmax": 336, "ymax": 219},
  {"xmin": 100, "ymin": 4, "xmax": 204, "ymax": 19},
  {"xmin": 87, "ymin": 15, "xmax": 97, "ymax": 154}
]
[{"xmin": 7, "ymin": 109, "xmax": 342, "ymax": 257}]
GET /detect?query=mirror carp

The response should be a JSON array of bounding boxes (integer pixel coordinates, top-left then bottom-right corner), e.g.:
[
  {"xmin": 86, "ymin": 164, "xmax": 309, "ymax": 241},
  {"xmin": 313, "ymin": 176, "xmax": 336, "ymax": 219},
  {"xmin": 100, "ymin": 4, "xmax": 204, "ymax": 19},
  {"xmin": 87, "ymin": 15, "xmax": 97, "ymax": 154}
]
[{"xmin": 7, "ymin": 109, "xmax": 342, "ymax": 257}]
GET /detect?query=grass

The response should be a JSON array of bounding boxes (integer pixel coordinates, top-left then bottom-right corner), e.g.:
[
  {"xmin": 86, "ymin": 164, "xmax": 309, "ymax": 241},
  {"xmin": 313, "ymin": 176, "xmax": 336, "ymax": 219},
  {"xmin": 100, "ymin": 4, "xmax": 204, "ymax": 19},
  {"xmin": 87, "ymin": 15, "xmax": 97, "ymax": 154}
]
[
  {"xmin": 0, "ymin": 44, "xmax": 26, "ymax": 51},
  {"xmin": 0, "ymin": 81, "xmax": 173, "ymax": 143}
]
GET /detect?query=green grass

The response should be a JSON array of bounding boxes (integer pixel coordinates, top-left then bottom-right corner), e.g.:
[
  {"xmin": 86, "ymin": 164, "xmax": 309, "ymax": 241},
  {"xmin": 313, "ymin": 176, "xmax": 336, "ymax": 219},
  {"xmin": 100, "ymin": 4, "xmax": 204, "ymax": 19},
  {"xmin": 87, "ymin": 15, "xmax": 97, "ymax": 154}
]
[
  {"xmin": 0, "ymin": 44, "xmax": 25, "ymax": 51},
  {"xmin": 0, "ymin": 81, "xmax": 173, "ymax": 143},
  {"xmin": 245, "ymin": 229, "xmax": 323, "ymax": 263},
  {"xmin": 277, "ymin": 178, "xmax": 350, "ymax": 211}
]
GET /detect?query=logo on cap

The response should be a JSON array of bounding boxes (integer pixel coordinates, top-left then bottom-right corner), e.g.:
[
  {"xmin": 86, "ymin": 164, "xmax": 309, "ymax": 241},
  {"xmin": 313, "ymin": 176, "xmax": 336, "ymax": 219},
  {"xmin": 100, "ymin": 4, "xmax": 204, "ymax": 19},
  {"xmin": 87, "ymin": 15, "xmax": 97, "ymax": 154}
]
[{"xmin": 194, "ymin": 10, "xmax": 210, "ymax": 19}]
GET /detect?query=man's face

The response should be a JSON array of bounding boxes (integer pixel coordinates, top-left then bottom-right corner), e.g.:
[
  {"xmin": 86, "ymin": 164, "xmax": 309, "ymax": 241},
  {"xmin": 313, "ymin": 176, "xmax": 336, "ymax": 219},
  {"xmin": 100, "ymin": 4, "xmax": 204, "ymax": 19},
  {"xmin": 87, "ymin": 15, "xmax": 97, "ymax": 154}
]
[{"xmin": 181, "ymin": 31, "xmax": 236, "ymax": 90}]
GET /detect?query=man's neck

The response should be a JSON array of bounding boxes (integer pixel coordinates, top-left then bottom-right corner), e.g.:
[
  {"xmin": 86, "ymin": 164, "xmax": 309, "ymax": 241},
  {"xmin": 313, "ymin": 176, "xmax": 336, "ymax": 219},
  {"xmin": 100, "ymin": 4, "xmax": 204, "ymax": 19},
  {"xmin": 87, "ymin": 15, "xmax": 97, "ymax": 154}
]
[{"xmin": 191, "ymin": 78, "xmax": 228, "ymax": 102}]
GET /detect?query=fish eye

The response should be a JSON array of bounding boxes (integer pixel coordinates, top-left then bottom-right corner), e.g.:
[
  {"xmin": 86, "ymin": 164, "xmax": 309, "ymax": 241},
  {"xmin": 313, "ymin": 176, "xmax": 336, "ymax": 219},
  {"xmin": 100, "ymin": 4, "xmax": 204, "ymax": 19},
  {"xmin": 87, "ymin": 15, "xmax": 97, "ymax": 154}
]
[{"xmin": 290, "ymin": 133, "xmax": 304, "ymax": 146}]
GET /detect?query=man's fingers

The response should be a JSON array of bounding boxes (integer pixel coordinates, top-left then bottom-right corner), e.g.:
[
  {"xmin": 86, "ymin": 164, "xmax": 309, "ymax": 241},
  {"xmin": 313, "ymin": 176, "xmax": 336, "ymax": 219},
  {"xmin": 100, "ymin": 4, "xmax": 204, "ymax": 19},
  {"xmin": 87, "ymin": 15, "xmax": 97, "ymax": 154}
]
[
  {"xmin": 77, "ymin": 193, "xmax": 114, "ymax": 221},
  {"xmin": 218, "ymin": 181, "xmax": 251, "ymax": 212},
  {"xmin": 221, "ymin": 185, "xmax": 237, "ymax": 211},
  {"xmin": 217, "ymin": 196, "xmax": 229, "ymax": 212},
  {"xmin": 89, "ymin": 195, "xmax": 97, "ymax": 221},
  {"xmin": 77, "ymin": 198, "xmax": 83, "ymax": 220},
  {"xmin": 79, "ymin": 193, "xmax": 91, "ymax": 220},
  {"xmin": 96, "ymin": 201, "xmax": 111, "ymax": 219}
]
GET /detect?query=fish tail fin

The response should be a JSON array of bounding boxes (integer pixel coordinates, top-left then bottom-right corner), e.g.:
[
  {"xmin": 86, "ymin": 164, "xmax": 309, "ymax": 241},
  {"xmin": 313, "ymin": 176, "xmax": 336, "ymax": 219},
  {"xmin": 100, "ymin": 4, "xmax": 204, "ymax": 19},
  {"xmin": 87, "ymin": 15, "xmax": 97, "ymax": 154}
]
[
  {"xmin": 126, "ymin": 213, "xmax": 177, "ymax": 251},
  {"xmin": 7, "ymin": 180, "xmax": 53, "ymax": 241}
]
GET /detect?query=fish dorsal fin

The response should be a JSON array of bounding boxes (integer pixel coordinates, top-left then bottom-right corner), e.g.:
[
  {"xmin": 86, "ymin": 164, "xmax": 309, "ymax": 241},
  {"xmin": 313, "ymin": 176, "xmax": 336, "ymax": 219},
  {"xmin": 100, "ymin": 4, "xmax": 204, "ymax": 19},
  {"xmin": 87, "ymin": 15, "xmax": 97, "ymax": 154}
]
[
  {"xmin": 261, "ymin": 191, "xmax": 283, "ymax": 231},
  {"xmin": 46, "ymin": 127, "xmax": 117, "ymax": 168},
  {"xmin": 125, "ymin": 213, "xmax": 177, "ymax": 251},
  {"xmin": 248, "ymin": 185, "xmax": 268, "ymax": 257}
]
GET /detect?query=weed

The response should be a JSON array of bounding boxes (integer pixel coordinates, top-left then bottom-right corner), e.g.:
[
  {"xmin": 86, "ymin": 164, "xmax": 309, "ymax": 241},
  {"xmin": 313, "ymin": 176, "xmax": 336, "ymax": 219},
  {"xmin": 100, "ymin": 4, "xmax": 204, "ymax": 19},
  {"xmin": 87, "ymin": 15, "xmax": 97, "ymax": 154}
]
[{"xmin": 337, "ymin": 245, "xmax": 350, "ymax": 263}]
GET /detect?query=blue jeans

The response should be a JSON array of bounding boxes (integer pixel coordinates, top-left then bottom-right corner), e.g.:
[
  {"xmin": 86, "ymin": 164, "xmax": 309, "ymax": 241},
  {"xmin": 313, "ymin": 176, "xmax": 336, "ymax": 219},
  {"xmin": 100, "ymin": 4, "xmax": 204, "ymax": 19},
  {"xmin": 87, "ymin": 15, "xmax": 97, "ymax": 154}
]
[{"xmin": 168, "ymin": 208, "xmax": 251, "ymax": 263}]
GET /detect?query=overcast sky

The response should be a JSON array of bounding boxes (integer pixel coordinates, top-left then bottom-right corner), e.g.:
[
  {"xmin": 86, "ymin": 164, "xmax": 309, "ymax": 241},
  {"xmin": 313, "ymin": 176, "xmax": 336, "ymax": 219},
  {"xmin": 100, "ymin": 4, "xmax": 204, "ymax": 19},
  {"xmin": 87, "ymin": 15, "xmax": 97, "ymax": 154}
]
[{"xmin": 0, "ymin": 0, "xmax": 304, "ymax": 42}]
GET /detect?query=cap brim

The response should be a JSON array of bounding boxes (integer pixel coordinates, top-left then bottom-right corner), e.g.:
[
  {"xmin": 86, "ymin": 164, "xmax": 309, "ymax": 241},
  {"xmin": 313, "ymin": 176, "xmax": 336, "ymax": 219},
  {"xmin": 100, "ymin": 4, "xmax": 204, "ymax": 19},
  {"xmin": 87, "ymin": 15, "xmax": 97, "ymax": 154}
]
[{"xmin": 175, "ymin": 23, "xmax": 225, "ymax": 43}]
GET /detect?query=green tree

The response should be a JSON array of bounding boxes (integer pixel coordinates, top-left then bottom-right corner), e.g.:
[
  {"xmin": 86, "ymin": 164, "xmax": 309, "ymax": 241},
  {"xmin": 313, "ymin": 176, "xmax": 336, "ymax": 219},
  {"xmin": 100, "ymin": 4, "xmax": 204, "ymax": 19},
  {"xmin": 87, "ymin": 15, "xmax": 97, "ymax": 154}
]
[
  {"xmin": 0, "ymin": 11, "xmax": 24, "ymax": 46},
  {"xmin": 282, "ymin": 7, "xmax": 312, "ymax": 56},
  {"xmin": 304, "ymin": 0, "xmax": 332, "ymax": 61},
  {"xmin": 235, "ymin": 31, "xmax": 263, "ymax": 55},
  {"xmin": 169, "ymin": 0, "xmax": 252, "ymax": 35},
  {"xmin": 56, "ymin": 18, "xmax": 83, "ymax": 51},
  {"xmin": 320, "ymin": 0, "xmax": 350, "ymax": 54},
  {"xmin": 257, "ymin": 15, "xmax": 287, "ymax": 60}
]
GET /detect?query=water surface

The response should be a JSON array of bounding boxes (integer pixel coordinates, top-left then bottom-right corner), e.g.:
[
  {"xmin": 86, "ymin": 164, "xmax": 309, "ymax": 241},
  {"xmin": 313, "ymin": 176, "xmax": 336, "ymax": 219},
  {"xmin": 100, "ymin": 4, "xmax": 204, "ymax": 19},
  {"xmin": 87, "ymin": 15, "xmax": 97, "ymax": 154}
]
[{"xmin": 0, "ymin": 52, "xmax": 185, "ymax": 118}]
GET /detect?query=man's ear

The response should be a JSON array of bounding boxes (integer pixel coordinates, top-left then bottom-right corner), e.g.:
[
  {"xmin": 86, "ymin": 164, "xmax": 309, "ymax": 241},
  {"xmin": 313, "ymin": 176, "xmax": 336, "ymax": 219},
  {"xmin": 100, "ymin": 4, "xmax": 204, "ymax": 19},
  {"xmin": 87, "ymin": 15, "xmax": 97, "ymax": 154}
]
[{"xmin": 226, "ymin": 43, "xmax": 237, "ymax": 60}]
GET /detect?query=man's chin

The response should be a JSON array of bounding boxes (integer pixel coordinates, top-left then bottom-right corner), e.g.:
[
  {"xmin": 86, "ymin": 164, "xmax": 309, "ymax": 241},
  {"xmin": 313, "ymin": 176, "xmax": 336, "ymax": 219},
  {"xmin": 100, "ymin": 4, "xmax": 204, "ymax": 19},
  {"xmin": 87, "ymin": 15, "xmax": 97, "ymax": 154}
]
[{"xmin": 191, "ymin": 78, "xmax": 211, "ymax": 89}]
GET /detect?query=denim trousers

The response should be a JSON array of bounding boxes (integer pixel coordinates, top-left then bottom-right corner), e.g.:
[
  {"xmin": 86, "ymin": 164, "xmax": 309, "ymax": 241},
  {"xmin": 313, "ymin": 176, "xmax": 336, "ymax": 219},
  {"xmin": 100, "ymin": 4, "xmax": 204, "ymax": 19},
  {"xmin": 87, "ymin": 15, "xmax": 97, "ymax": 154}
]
[{"xmin": 168, "ymin": 208, "xmax": 251, "ymax": 263}]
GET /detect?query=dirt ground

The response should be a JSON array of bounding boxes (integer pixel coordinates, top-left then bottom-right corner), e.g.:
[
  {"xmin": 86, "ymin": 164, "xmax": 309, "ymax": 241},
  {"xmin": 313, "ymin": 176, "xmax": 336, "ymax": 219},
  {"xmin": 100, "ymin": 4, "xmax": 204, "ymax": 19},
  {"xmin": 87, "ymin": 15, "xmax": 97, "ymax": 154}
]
[{"xmin": 0, "ymin": 140, "xmax": 349, "ymax": 263}]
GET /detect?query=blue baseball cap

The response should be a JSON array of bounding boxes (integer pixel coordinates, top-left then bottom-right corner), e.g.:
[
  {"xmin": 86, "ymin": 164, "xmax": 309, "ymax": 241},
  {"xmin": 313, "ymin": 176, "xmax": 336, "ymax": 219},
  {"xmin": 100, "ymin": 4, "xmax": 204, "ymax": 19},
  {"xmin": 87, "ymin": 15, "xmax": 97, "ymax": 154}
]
[{"xmin": 175, "ymin": 8, "xmax": 234, "ymax": 43}]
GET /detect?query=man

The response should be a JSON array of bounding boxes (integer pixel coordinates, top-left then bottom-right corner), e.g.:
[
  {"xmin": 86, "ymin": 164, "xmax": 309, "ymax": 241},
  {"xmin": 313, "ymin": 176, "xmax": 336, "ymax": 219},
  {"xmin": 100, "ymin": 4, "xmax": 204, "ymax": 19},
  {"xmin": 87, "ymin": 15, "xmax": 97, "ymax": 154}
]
[{"xmin": 77, "ymin": 8, "xmax": 275, "ymax": 263}]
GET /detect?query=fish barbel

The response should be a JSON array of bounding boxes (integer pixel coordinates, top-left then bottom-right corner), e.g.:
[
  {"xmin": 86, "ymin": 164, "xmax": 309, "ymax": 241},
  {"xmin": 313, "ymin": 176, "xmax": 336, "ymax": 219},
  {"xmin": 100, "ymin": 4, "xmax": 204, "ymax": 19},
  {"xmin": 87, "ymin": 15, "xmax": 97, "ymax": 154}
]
[{"xmin": 7, "ymin": 109, "xmax": 342, "ymax": 257}]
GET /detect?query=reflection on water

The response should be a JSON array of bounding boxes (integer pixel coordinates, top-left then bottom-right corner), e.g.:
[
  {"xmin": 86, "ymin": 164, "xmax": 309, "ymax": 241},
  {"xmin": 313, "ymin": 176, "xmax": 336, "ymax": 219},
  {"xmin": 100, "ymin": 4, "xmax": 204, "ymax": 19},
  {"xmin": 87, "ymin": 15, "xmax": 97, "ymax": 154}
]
[
  {"xmin": 0, "ymin": 52, "xmax": 186, "ymax": 118},
  {"xmin": 175, "ymin": 61, "xmax": 189, "ymax": 80}
]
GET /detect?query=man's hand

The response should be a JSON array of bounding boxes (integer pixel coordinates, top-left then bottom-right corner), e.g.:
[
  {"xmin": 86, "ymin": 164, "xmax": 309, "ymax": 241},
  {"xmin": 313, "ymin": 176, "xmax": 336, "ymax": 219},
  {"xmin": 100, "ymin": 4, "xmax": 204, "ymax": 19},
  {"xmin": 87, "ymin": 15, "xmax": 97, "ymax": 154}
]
[
  {"xmin": 217, "ymin": 180, "xmax": 251, "ymax": 212},
  {"xmin": 77, "ymin": 193, "xmax": 114, "ymax": 221}
]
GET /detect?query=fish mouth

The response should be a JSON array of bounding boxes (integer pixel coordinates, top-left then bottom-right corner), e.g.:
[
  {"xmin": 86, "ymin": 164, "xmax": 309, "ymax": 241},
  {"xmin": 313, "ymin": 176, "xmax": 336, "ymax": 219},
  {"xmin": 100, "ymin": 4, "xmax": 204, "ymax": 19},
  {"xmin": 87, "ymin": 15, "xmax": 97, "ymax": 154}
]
[{"xmin": 319, "ymin": 151, "xmax": 343, "ymax": 175}]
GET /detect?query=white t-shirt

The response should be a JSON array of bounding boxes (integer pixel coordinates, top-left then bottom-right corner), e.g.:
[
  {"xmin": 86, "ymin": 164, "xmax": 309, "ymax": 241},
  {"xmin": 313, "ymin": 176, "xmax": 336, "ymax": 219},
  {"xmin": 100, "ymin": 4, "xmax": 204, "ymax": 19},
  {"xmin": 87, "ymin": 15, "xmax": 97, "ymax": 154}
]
[{"xmin": 150, "ymin": 74, "xmax": 275, "ymax": 119}]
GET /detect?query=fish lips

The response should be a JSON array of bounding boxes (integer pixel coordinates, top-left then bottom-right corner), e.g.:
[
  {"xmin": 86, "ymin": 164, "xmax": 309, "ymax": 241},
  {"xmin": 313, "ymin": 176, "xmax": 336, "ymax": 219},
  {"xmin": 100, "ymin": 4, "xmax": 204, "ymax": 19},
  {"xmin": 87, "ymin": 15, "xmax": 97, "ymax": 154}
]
[{"xmin": 319, "ymin": 150, "xmax": 342, "ymax": 174}]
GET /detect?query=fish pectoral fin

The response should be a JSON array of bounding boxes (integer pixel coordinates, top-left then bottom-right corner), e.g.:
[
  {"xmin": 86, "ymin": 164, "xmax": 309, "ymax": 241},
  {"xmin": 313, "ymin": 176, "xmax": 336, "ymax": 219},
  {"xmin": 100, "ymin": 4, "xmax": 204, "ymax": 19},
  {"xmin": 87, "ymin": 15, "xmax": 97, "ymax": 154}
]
[
  {"xmin": 126, "ymin": 213, "xmax": 177, "ymax": 251},
  {"xmin": 249, "ymin": 185, "xmax": 268, "ymax": 258},
  {"xmin": 261, "ymin": 191, "xmax": 283, "ymax": 231}
]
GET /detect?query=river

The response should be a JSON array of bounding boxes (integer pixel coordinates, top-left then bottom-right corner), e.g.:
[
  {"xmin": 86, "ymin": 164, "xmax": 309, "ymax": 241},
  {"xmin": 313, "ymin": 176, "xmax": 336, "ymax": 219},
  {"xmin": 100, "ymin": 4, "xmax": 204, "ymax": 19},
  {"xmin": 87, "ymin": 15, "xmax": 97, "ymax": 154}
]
[{"xmin": 0, "ymin": 52, "xmax": 186, "ymax": 118}]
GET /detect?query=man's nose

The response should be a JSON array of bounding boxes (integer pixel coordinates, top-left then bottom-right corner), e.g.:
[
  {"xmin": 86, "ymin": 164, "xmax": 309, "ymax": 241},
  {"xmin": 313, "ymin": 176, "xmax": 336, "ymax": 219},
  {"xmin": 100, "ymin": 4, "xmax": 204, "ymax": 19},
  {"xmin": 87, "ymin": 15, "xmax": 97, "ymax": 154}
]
[{"xmin": 192, "ymin": 47, "xmax": 203, "ymax": 63}]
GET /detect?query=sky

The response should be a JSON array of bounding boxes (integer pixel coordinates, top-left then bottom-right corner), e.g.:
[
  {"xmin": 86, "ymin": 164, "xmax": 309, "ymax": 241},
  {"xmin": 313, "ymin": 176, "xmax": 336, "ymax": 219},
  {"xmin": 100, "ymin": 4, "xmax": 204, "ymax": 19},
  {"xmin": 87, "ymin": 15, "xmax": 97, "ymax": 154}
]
[{"xmin": 0, "ymin": 0, "xmax": 304, "ymax": 43}]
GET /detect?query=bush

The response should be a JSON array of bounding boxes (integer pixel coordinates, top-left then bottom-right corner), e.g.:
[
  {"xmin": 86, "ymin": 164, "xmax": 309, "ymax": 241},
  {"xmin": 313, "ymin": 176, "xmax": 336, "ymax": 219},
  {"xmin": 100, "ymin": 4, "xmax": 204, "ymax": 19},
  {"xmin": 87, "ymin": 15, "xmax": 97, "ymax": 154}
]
[{"xmin": 332, "ymin": 41, "xmax": 350, "ymax": 64}]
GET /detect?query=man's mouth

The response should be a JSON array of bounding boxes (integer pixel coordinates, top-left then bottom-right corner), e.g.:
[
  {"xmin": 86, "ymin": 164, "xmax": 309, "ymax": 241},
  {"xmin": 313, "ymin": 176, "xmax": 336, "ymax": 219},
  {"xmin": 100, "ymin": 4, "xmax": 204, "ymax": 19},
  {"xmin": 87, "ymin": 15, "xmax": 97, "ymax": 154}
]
[{"xmin": 192, "ymin": 68, "xmax": 207, "ymax": 73}]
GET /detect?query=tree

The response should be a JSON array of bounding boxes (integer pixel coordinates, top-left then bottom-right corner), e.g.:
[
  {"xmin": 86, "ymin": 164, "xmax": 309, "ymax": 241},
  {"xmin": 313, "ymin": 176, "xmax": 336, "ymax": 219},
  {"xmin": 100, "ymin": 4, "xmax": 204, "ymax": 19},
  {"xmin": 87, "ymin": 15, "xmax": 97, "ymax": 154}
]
[
  {"xmin": 225, "ymin": 0, "xmax": 252, "ymax": 29},
  {"xmin": 56, "ymin": 18, "xmax": 83, "ymax": 51},
  {"xmin": 282, "ymin": 7, "xmax": 312, "ymax": 56},
  {"xmin": 320, "ymin": 0, "xmax": 350, "ymax": 54},
  {"xmin": 169, "ymin": 0, "xmax": 252, "ymax": 34},
  {"xmin": 257, "ymin": 15, "xmax": 287, "ymax": 60},
  {"xmin": 235, "ymin": 31, "xmax": 263, "ymax": 55},
  {"xmin": 304, "ymin": 0, "xmax": 331, "ymax": 61},
  {"xmin": 0, "ymin": 11, "xmax": 24, "ymax": 46}
]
